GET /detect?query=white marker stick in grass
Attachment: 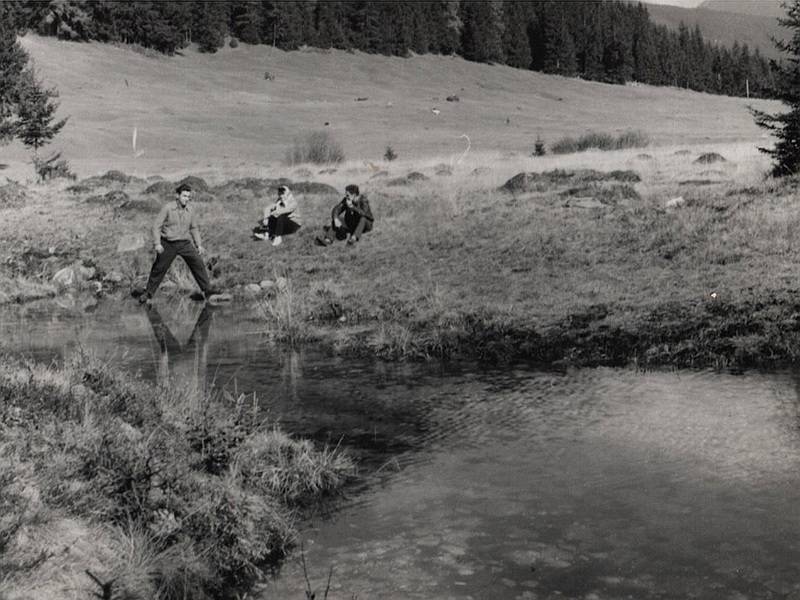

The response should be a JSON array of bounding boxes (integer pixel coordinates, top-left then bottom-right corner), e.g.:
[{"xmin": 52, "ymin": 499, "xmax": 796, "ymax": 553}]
[
  {"xmin": 456, "ymin": 134, "xmax": 470, "ymax": 166},
  {"xmin": 133, "ymin": 125, "xmax": 144, "ymax": 158}
]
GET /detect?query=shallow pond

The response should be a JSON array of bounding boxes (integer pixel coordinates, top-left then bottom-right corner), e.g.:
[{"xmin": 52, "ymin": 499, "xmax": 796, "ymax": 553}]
[{"xmin": 2, "ymin": 296, "xmax": 800, "ymax": 600}]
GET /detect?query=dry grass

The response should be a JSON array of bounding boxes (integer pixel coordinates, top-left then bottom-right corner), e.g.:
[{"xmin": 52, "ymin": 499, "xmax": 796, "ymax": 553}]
[
  {"xmin": 1, "ymin": 33, "xmax": 796, "ymax": 367},
  {"xmin": 0, "ymin": 35, "xmax": 779, "ymax": 183}
]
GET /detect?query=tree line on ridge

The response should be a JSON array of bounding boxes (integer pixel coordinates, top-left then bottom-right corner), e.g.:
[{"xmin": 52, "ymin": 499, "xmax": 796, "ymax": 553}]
[{"xmin": 1, "ymin": 0, "xmax": 781, "ymax": 99}]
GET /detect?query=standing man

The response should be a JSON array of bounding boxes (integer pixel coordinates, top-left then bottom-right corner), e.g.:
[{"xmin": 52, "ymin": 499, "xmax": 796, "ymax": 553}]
[
  {"xmin": 139, "ymin": 183, "xmax": 217, "ymax": 304},
  {"xmin": 315, "ymin": 184, "xmax": 374, "ymax": 246}
]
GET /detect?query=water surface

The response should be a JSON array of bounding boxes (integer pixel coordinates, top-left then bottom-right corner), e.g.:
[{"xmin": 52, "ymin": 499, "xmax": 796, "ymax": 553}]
[{"xmin": 2, "ymin": 296, "xmax": 799, "ymax": 599}]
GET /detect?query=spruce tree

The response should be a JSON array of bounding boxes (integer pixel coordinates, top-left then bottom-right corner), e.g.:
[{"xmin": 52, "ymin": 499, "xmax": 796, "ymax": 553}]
[
  {"xmin": 503, "ymin": 1, "xmax": 532, "ymax": 69},
  {"xmin": 753, "ymin": 1, "xmax": 800, "ymax": 175},
  {"xmin": 0, "ymin": 12, "xmax": 29, "ymax": 142},
  {"xmin": 14, "ymin": 69, "xmax": 68, "ymax": 153},
  {"xmin": 315, "ymin": 0, "xmax": 348, "ymax": 50},
  {"xmin": 459, "ymin": 0, "xmax": 504, "ymax": 65},
  {"xmin": 231, "ymin": 1, "xmax": 266, "ymax": 45},
  {"xmin": 192, "ymin": 1, "xmax": 229, "ymax": 53}
]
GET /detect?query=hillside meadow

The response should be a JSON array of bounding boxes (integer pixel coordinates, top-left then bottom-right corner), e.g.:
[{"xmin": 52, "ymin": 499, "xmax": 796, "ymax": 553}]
[
  {"xmin": 0, "ymin": 34, "xmax": 798, "ymax": 371},
  {"xmin": 3, "ymin": 33, "xmax": 800, "ymax": 600}
]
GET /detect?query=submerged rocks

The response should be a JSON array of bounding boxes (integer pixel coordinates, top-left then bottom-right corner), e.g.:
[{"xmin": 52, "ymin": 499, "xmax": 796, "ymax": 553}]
[{"xmin": 52, "ymin": 262, "xmax": 97, "ymax": 289}]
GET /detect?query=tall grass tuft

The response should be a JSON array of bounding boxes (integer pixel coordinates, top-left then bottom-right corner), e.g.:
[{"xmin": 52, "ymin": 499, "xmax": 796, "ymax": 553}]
[
  {"xmin": 257, "ymin": 279, "xmax": 313, "ymax": 344},
  {"xmin": 551, "ymin": 130, "xmax": 649, "ymax": 154},
  {"xmin": 285, "ymin": 131, "xmax": 345, "ymax": 166}
]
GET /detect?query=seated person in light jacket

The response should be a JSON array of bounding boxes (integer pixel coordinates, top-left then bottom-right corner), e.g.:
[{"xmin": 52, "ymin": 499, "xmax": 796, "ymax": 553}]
[
  {"xmin": 253, "ymin": 185, "xmax": 302, "ymax": 246},
  {"xmin": 315, "ymin": 184, "xmax": 373, "ymax": 246}
]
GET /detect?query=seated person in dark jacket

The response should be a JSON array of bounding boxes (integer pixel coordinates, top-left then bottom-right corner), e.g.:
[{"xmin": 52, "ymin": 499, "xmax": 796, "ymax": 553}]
[{"xmin": 315, "ymin": 184, "xmax": 374, "ymax": 246}]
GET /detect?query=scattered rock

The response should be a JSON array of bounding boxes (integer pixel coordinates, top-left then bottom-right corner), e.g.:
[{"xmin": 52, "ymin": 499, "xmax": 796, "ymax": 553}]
[
  {"xmin": 259, "ymin": 279, "xmax": 275, "ymax": 291},
  {"xmin": 117, "ymin": 233, "xmax": 146, "ymax": 253},
  {"xmin": 52, "ymin": 263, "xmax": 95, "ymax": 288},
  {"xmin": 435, "ymin": 164, "xmax": 453, "ymax": 176},
  {"xmin": 666, "ymin": 196, "xmax": 685, "ymax": 208},
  {"xmin": 52, "ymin": 266, "xmax": 76, "ymax": 288},
  {"xmin": 243, "ymin": 283, "xmax": 262, "ymax": 297},
  {"xmin": 563, "ymin": 197, "xmax": 606, "ymax": 209},
  {"xmin": 446, "ymin": 94, "xmax": 460, "ymax": 102},
  {"xmin": 104, "ymin": 271, "xmax": 124, "ymax": 284},
  {"xmin": 501, "ymin": 172, "xmax": 541, "ymax": 194},
  {"xmin": 207, "ymin": 293, "xmax": 233, "ymax": 304},
  {"xmin": 275, "ymin": 276, "xmax": 288, "ymax": 291},
  {"xmin": 386, "ymin": 171, "xmax": 429, "ymax": 186}
]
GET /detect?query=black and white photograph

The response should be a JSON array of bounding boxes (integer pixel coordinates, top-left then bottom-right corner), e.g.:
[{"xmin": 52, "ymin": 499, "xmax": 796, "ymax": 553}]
[{"xmin": 1, "ymin": 1, "xmax": 799, "ymax": 598}]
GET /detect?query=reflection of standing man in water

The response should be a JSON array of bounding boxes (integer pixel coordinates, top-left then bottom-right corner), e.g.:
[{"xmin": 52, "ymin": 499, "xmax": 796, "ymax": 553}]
[{"xmin": 144, "ymin": 304, "xmax": 213, "ymax": 393}]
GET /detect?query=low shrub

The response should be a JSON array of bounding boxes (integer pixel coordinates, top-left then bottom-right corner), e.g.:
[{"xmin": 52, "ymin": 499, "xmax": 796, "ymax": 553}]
[
  {"xmin": 285, "ymin": 131, "xmax": 345, "ymax": 166},
  {"xmin": 33, "ymin": 152, "xmax": 76, "ymax": 181},
  {"xmin": 551, "ymin": 130, "xmax": 649, "ymax": 154},
  {"xmin": 0, "ymin": 182, "xmax": 28, "ymax": 208}
]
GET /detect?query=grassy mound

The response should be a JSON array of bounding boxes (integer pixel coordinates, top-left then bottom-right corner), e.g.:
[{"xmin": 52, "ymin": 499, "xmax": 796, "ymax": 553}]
[{"xmin": 0, "ymin": 353, "xmax": 355, "ymax": 599}]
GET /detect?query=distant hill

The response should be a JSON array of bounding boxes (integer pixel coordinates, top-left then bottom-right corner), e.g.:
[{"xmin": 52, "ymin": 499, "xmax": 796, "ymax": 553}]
[
  {"xmin": 697, "ymin": 0, "xmax": 784, "ymax": 19},
  {"xmin": 642, "ymin": 1, "xmax": 786, "ymax": 61}
]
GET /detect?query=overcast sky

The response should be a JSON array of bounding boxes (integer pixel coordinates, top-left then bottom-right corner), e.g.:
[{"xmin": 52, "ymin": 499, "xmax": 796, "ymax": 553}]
[{"xmin": 638, "ymin": 0, "xmax": 705, "ymax": 7}]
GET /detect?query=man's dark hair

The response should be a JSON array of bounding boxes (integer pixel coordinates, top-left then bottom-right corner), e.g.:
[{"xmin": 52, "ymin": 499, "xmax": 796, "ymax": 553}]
[
  {"xmin": 345, "ymin": 184, "xmax": 359, "ymax": 196},
  {"xmin": 176, "ymin": 183, "xmax": 192, "ymax": 194}
]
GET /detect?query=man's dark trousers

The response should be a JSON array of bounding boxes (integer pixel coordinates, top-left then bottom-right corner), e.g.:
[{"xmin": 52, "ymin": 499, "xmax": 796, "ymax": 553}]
[{"xmin": 144, "ymin": 238, "xmax": 210, "ymax": 297}]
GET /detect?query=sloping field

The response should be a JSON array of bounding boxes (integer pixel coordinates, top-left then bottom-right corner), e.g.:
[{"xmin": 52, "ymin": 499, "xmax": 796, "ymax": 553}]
[{"xmin": 2, "ymin": 34, "xmax": 781, "ymax": 180}]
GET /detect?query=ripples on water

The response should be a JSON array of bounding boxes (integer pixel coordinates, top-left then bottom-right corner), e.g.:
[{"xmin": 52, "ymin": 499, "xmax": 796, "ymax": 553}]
[{"xmin": 2, "ymin": 299, "xmax": 800, "ymax": 599}]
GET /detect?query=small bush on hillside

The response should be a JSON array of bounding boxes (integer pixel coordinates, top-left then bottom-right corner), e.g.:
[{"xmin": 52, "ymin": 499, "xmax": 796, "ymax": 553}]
[
  {"xmin": 534, "ymin": 137, "xmax": 546, "ymax": 156},
  {"xmin": 0, "ymin": 182, "xmax": 28, "ymax": 208},
  {"xmin": 551, "ymin": 130, "xmax": 649, "ymax": 154},
  {"xmin": 614, "ymin": 130, "xmax": 650, "ymax": 150},
  {"xmin": 435, "ymin": 164, "xmax": 453, "ymax": 176},
  {"xmin": 285, "ymin": 132, "xmax": 345, "ymax": 166},
  {"xmin": 384, "ymin": 145, "xmax": 397, "ymax": 161},
  {"xmin": 33, "ymin": 152, "xmax": 76, "ymax": 182}
]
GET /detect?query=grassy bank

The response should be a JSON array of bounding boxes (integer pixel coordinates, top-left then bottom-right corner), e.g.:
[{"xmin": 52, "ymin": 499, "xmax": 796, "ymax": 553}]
[
  {"xmin": 2, "ymin": 142, "xmax": 799, "ymax": 369},
  {"xmin": 0, "ymin": 352, "xmax": 354, "ymax": 599}
]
